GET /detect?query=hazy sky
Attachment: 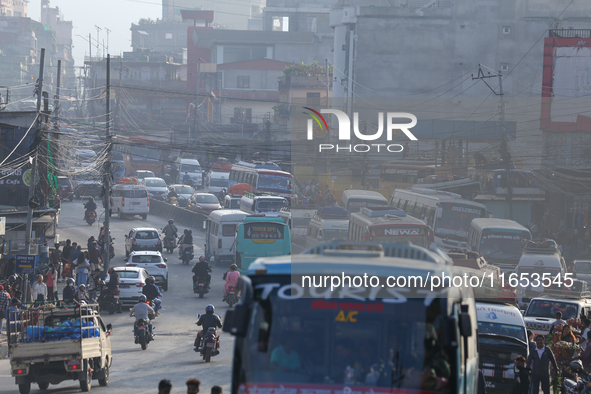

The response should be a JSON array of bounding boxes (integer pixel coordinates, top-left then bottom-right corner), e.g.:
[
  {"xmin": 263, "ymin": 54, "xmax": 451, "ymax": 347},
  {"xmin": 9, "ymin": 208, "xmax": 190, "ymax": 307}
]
[{"xmin": 29, "ymin": 0, "xmax": 161, "ymax": 67}]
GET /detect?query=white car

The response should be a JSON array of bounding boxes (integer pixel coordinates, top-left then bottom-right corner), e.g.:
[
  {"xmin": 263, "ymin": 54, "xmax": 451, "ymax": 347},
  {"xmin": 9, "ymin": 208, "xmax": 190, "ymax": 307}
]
[
  {"xmin": 104, "ymin": 267, "xmax": 149, "ymax": 307},
  {"xmin": 125, "ymin": 250, "xmax": 169, "ymax": 291}
]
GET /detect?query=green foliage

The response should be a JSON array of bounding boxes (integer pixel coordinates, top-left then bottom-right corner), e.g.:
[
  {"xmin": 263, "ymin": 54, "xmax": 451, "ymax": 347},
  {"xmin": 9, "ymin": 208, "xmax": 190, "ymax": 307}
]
[{"xmin": 283, "ymin": 61, "xmax": 333, "ymax": 77}]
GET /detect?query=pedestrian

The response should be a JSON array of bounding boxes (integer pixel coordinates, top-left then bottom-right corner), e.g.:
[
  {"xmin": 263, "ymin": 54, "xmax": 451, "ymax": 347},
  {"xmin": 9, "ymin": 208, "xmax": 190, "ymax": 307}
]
[
  {"xmin": 549, "ymin": 311, "xmax": 567, "ymax": 334},
  {"xmin": 45, "ymin": 263, "xmax": 57, "ymax": 301},
  {"xmin": 526, "ymin": 334, "xmax": 558, "ymax": 394},
  {"xmin": 0, "ymin": 285, "xmax": 10, "ymax": 335},
  {"xmin": 71, "ymin": 243, "xmax": 82, "ymax": 266},
  {"xmin": 527, "ymin": 329, "xmax": 536, "ymax": 354},
  {"xmin": 158, "ymin": 379, "xmax": 173, "ymax": 394},
  {"xmin": 31, "ymin": 274, "xmax": 47, "ymax": 304},
  {"xmin": 512, "ymin": 356, "xmax": 529, "ymax": 394},
  {"xmin": 186, "ymin": 378, "xmax": 200, "ymax": 394},
  {"xmin": 88, "ymin": 242, "xmax": 103, "ymax": 271},
  {"xmin": 87, "ymin": 268, "xmax": 101, "ymax": 302},
  {"xmin": 62, "ymin": 239, "xmax": 72, "ymax": 275},
  {"xmin": 211, "ymin": 386, "xmax": 222, "ymax": 394},
  {"xmin": 50, "ymin": 243, "xmax": 62, "ymax": 282},
  {"xmin": 77, "ymin": 252, "xmax": 90, "ymax": 287}
]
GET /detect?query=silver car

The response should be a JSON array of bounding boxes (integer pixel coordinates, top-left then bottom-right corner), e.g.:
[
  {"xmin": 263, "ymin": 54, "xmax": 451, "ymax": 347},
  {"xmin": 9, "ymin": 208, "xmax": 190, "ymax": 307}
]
[{"xmin": 125, "ymin": 227, "xmax": 163, "ymax": 257}]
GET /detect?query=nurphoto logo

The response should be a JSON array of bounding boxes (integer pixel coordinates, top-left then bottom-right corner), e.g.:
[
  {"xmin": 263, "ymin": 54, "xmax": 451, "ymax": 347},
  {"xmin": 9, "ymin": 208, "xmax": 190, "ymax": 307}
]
[{"xmin": 303, "ymin": 108, "xmax": 418, "ymax": 153}]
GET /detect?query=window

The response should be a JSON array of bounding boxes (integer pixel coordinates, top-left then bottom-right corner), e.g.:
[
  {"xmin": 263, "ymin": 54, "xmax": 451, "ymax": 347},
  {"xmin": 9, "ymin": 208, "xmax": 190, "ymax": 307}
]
[
  {"xmin": 306, "ymin": 92, "xmax": 321, "ymax": 107},
  {"xmin": 233, "ymin": 108, "xmax": 252, "ymax": 123},
  {"xmin": 166, "ymin": 33, "xmax": 173, "ymax": 39},
  {"xmin": 503, "ymin": 26, "xmax": 510, "ymax": 34},
  {"xmin": 222, "ymin": 224, "xmax": 237, "ymax": 237},
  {"xmin": 501, "ymin": 63, "xmax": 509, "ymax": 72},
  {"xmin": 237, "ymin": 76, "xmax": 250, "ymax": 88}
]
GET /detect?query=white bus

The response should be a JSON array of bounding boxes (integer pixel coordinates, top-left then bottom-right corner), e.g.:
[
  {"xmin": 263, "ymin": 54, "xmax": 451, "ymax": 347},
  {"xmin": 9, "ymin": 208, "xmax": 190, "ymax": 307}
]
[
  {"xmin": 390, "ymin": 188, "xmax": 487, "ymax": 251},
  {"xmin": 240, "ymin": 191, "xmax": 287, "ymax": 217},
  {"xmin": 468, "ymin": 218, "xmax": 531, "ymax": 272},
  {"xmin": 340, "ymin": 190, "xmax": 388, "ymax": 213}
]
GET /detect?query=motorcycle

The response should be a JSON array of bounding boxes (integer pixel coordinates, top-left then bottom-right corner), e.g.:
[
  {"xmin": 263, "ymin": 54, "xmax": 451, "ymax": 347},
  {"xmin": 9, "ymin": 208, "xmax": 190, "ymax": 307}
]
[
  {"xmin": 563, "ymin": 360, "xmax": 591, "ymax": 394},
  {"xmin": 225, "ymin": 286, "xmax": 239, "ymax": 308},
  {"xmin": 85, "ymin": 209, "xmax": 97, "ymax": 225},
  {"xmin": 180, "ymin": 244, "xmax": 194, "ymax": 265},
  {"xmin": 134, "ymin": 318, "xmax": 153, "ymax": 350},
  {"xmin": 97, "ymin": 282, "xmax": 122, "ymax": 315},
  {"xmin": 163, "ymin": 234, "xmax": 177, "ymax": 254},
  {"xmin": 196, "ymin": 314, "xmax": 220, "ymax": 363},
  {"xmin": 193, "ymin": 275, "xmax": 209, "ymax": 298},
  {"xmin": 169, "ymin": 196, "xmax": 179, "ymax": 207}
]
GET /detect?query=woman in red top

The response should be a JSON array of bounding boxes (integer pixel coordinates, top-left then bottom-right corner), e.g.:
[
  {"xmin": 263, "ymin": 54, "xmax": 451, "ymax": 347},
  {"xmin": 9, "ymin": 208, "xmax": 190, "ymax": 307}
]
[{"xmin": 46, "ymin": 263, "xmax": 57, "ymax": 301}]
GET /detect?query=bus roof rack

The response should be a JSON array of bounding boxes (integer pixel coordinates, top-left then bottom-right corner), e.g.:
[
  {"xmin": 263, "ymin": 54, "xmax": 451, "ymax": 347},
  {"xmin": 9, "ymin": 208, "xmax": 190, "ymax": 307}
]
[
  {"xmin": 408, "ymin": 188, "xmax": 463, "ymax": 199},
  {"xmin": 243, "ymin": 191, "xmax": 282, "ymax": 198},
  {"xmin": 524, "ymin": 239, "xmax": 559, "ymax": 254},
  {"xmin": 316, "ymin": 206, "xmax": 349, "ymax": 219},
  {"xmin": 302, "ymin": 241, "xmax": 451, "ymax": 265},
  {"xmin": 360, "ymin": 207, "xmax": 406, "ymax": 218}
]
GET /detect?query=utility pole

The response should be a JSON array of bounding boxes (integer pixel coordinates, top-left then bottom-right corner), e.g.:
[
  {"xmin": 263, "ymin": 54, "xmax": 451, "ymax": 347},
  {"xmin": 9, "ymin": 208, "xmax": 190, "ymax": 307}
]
[
  {"xmin": 53, "ymin": 60, "xmax": 61, "ymax": 129},
  {"xmin": 472, "ymin": 64, "xmax": 513, "ymax": 219},
  {"xmin": 192, "ymin": 60, "xmax": 202, "ymax": 143},
  {"xmin": 103, "ymin": 54, "xmax": 112, "ymax": 276},
  {"xmin": 25, "ymin": 48, "xmax": 45, "ymax": 256},
  {"xmin": 88, "ymin": 33, "xmax": 92, "ymax": 61},
  {"xmin": 105, "ymin": 28, "xmax": 111, "ymax": 55},
  {"xmin": 95, "ymin": 26, "xmax": 101, "ymax": 58}
]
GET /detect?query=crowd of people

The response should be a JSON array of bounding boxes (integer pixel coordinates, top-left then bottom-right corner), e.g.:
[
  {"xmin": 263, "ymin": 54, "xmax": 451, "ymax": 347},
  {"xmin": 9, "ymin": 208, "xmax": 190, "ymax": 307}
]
[
  {"xmin": 157, "ymin": 378, "xmax": 223, "ymax": 394},
  {"xmin": 292, "ymin": 180, "xmax": 336, "ymax": 208}
]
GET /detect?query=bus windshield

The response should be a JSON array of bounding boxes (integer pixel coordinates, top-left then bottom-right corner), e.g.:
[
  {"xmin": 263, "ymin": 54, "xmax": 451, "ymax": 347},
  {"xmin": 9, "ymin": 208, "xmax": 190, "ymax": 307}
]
[
  {"xmin": 256, "ymin": 200, "xmax": 285, "ymax": 212},
  {"xmin": 435, "ymin": 203, "xmax": 485, "ymax": 240},
  {"xmin": 131, "ymin": 147, "xmax": 159, "ymax": 161},
  {"xmin": 347, "ymin": 199, "xmax": 388, "ymax": 213},
  {"xmin": 237, "ymin": 285, "xmax": 451, "ymax": 392},
  {"xmin": 525, "ymin": 300, "xmax": 578, "ymax": 319},
  {"xmin": 258, "ymin": 174, "xmax": 292, "ymax": 191},
  {"xmin": 181, "ymin": 164, "xmax": 201, "ymax": 173},
  {"xmin": 480, "ymin": 230, "xmax": 528, "ymax": 259},
  {"xmin": 210, "ymin": 179, "xmax": 229, "ymax": 187}
]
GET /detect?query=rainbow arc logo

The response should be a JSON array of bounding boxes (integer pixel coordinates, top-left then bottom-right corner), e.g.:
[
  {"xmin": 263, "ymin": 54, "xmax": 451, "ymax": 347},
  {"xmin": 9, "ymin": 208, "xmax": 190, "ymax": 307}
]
[{"xmin": 303, "ymin": 107, "xmax": 329, "ymax": 138}]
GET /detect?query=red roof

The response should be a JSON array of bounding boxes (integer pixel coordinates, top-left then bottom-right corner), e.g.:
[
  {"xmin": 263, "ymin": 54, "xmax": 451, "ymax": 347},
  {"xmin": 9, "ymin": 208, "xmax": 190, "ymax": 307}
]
[{"xmin": 217, "ymin": 58, "xmax": 292, "ymax": 71}]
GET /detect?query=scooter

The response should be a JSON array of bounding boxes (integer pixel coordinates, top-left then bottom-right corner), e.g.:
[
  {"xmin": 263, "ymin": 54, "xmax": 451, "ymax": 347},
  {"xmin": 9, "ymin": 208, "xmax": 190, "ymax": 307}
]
[
  {"xmin": 224, "ymin": 286, "xmax": 239, "ymax": 308},
  {"xmin": 97, "ymin": 282, "xmax": 122, "ymax": 315},
  {"xmin": 85, "ymin": 210, "xmax": 97, "ymax": 225},
  {"xmin": 163, "ymin": 234, "xmax": 177, "ymax": 254},
  {"xmin": 193, "ymin": 275, "xmax": 210, "ymax": 298},
  {"xmin": 180, "ymin": 245, "xmax": 194, "ymax": 265},
  {"xmin": 563, "ymin": 360, "xmax": 591, "ymax": 394}
]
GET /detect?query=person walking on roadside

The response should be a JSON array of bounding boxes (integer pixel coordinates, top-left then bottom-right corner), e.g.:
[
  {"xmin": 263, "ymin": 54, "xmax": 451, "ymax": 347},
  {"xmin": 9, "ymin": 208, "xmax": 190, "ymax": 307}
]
[
  {"xmin": 158, "ymin": 379, "xmax": 172, "ymax": 394},
  {"xmin": 50, "ymin": 243, "xmax": 62, "ymax": 282},
  {"xmin": 46, "ymin": 263, "xmax": 57, "ymax": 301},
  {"xmin": 31, "ymin": 274, "xmax": 47, "ymax": 304},
  {"xmin": 88, "ymin": 242, "xmax": 103, "ymax": 271},
  {"xmin": 526, "ymin": 334, "xmax": 558, "ymax": 394}
]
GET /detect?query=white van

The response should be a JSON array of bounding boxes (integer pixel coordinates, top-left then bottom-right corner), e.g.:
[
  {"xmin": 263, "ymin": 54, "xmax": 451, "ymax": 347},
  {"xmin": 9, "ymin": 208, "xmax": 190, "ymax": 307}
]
[
  {"xmin": 305, "ymin": 206, "xmax": 350, "ymax": 249},
  {"xmin": 204, "ymin": 210, "xmax": 248, "ymax": 263},
  {"xmin": 176, "ymin": 158, "xmax": 203, "ymax": 187},
  {"xmin": 515, "ymin": 239, "xmax": 566, "ymax": 299},
  {"xmin": 476, "ymin": 302, "xmax": 529, "ymax": 392},
  {"xmin": 110, "ymin": 183, "xmax": 150, "ymax": 219},
  {"xmin": 205, "ymin": 170, "xmax": 230, "ymax": 196}
]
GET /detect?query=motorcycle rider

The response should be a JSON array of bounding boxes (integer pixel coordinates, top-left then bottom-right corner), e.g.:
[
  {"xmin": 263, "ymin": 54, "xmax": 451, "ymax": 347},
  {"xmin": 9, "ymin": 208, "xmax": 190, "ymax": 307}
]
[
  {"xmin": 194, "ymin": 304, "xmax": 222, "ymax": 352},
  {"xmin": 167, "ymin": 187, "xmax": 179, "ymax": 201},
  {"xmin": 83, "ymin": 197, "xmax": 97, "ymax": 221},
  {"xmin": 130, "ymin": 295, "xmax": 154, "ymax": 340},
  {"xmin": 192, "ymin": 256, "xmax": 212, "ymax": 289},
  {"xmin": 62, "ymin": 277, "xmax": 77, "ymax": 303},
  {"xmin": 223, "ymin": 264, "xmax": 240, "ymax": 302},
  {"xmin": 163, "ymin": 219, "xmax": 178, "ymax": 248},
  {"xmin": 178, "ymin": 229, "xmax": 193, "ymax": 260},
  {"xmin": 142, "ymin": 276, "xmax": 162, "ymax": 313},
  {"xmin": 106, "ymin": 268, "xmax": 123, "ymax": 313}
]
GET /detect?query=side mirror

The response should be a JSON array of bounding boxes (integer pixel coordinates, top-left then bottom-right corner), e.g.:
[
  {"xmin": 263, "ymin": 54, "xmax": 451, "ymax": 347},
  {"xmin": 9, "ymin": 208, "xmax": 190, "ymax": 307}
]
[
  {"xmin": 106, "ymin": 323, "xmax": 112, "ymax": 336},
  {"xmin": 124, "ymin": 235, "xmax": 128, "ymax": 239},
  {"xmin": 459, "ymin": 312, "xmax": 472, "ymax": 337},
  {"xmin": 164, "ymin": 258, "xmax": 168, "ymax": 262},
  {"xmin": 520, "ymin": 310, "xmax": 525, "ymax": 315},
  {"xmin": 124, "ymin": 258, "xmax": 129, "ymax": 262}
]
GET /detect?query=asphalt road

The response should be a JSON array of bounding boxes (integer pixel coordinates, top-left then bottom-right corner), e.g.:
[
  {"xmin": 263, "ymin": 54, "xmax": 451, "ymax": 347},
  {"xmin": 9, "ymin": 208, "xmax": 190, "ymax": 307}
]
[{"xmin": 0, "ymin": 200, "xmax": 234, "ymax": 394}]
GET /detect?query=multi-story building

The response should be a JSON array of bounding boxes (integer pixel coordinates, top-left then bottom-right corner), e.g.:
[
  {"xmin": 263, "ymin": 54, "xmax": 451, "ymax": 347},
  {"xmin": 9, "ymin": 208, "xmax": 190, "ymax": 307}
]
[{"xmin": 40, "ymin": 1, "xmax": 74, "ymax": 90}]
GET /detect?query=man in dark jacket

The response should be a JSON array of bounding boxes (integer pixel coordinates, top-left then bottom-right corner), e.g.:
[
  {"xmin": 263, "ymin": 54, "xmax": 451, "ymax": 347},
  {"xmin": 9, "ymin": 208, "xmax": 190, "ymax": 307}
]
[
  {"xmin": 526, "ymin": 335, "xmax": 558, "ymax": 394},
  {"xmin": 192, "ymin": 256, "xmax": 212, "ymax": 287},
  {"xmin": 194, "ymin": 304, "xmax": 222, "ymax": 351},
  {"xmin": 62, "ymin": 278, "xmax": 77, "ymax": 303}
]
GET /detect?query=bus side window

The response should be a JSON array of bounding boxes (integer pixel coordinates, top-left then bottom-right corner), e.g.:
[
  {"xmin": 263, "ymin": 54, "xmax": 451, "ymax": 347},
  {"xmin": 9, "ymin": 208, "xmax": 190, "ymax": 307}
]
[{"xmin": 406, "ymin": 202, "xmax": 416, "ymax": 216}]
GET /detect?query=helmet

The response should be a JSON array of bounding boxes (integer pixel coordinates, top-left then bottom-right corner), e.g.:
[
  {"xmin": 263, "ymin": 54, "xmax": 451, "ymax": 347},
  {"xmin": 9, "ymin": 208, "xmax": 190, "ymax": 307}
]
[
  {"xmin": 168, "ymin": 219, "xmax": 174, "ymax": 224},
  {"xmin": 205, "ymin": 304, "xmax": 215, "ymax": 314},
  {"xmin": 230, "ymin": 264, "xmax": 237, "ymax": 271},
  {"xmin": 199, "ymin": 256, "xmax": 205, "ymax": 262},
  {"xmin": 88, "ymin": 197, "xmax": 94, "ymax": 202},
  {"xmin": 148, "ymin": 276, "xmax": 155, "ymax": 284},
  {"xmin": 67, "ymin": 278, "xmax": 75, "ymax": 284},
  {"xmin": 139, "ymin": 295, "xmax": 147, "ymax": 303},
  {"xmin": 79, "ymin": 284, "xmax": 86, "ymax": 289},
  {"xmin": 184, "ymin": 229, "xmax": 189, "ymax": 234}
]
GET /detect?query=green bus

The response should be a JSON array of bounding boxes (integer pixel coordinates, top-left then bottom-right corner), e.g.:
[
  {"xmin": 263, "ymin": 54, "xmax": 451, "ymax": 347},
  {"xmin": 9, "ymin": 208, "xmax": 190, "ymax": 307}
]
[{"xmin": 234, "ymin": 216, "xmax": 291, "ymax": 274}]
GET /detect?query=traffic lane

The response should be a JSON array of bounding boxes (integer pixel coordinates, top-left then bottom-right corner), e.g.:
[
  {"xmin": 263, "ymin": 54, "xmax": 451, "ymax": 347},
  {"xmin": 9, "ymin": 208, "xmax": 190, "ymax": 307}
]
[{"xmin": 0, "ymin": 202, "xmax": 233, "ymax": 393}]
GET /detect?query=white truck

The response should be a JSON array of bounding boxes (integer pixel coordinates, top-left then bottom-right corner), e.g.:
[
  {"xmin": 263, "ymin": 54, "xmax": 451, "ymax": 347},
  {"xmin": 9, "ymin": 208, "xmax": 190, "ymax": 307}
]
[{"xmin": 8, "ymin": 304, "xmax": 113, "ymax": 394}]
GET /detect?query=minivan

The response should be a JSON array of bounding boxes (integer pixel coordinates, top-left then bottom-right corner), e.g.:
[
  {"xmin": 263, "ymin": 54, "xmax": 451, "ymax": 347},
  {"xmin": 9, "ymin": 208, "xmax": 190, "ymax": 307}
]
[
  {"xmin": 111, "ymin": 183, "xmax": 150, "ymax": 219},
  {"xmin": 204, "ymin": 210, "xmax": 248, "ymax": 264},
  {"xmin": 515, "ymin": 239, "xmax": 566, "ymax": 300},
  {"xmin": 176, "ymin": 158, "xmax": 203, "ymax": 187}
]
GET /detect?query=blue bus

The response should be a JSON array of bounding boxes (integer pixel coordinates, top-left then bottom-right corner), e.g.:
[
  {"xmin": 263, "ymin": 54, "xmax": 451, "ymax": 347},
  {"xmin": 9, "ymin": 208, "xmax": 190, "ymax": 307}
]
[
  {"xmin": 111, "ymin": 151, "xmax": 125, "ymax": 183},
  {"xmin": 223, "ymin": 241, "xmax": 479, "ymax": 394}
]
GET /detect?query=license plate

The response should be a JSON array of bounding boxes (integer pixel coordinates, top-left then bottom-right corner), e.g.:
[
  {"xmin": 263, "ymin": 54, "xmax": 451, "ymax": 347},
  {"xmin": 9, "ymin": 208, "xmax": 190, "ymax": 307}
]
[
  {"xmin": 199, "ymin": 283, "xmax": 204, "ymax": 286},
  {"xmin": 132, "ymin": 202, "xmax": 141, "ymax": 205},
  {"xmin": 207, "ymin": 343, "xmax": 214, "ymax": 348},
  {"xmin": 120, "ymin": 285, "xmax": 130, "ymax": 289}
]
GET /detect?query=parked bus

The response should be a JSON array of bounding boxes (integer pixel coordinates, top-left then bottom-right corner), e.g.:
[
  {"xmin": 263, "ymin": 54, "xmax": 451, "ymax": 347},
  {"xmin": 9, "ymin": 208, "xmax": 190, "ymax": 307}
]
[
  {"xmin": 341, "ymin": 190, "xmax": 389, "ymax": 213},
  {"xmin": 379, "ymin": 160, "xmax": 436, "ymax": 191},
  {"xmin": 468, "ymin": 218, "xmax": 531, "ymax": 272},
  {"xmin": 234, "ymin": 216, "xmax": 291, "ymax": 274},
  {"xmin": 229, "ymin": 164, "xmax": 292, "ymax": 200},
  {"xmin": 240, "ymin": 191, "xmax": 287, "ymax": 217},
  {"xmin": 390, "ymin": 188, "xmax": 487, "ymax": 251},
  {"xmin": 348, "ymin": 207, "xmax": 431, "ymax": 248},
  {"xmin": 223, "ymin": 241, "xmax": 479, "ymax": 394}
]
